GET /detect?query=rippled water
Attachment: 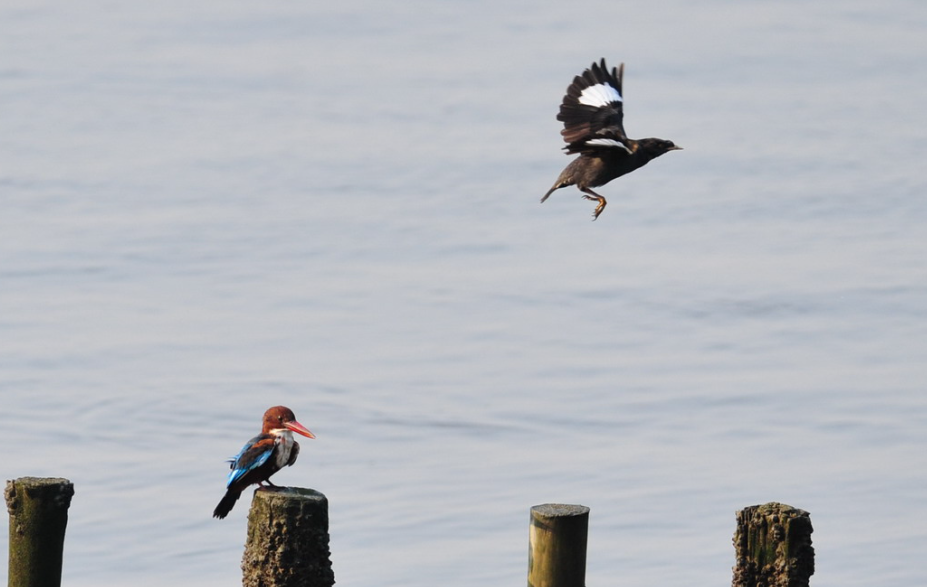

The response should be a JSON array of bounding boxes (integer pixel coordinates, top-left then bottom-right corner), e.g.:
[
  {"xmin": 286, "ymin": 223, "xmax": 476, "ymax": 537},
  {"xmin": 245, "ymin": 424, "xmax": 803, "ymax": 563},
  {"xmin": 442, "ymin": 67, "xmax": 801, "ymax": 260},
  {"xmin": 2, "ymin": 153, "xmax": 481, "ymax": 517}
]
[{"xmin": 2, "ymin": 1, "xmax": 926, "ymax": 586}]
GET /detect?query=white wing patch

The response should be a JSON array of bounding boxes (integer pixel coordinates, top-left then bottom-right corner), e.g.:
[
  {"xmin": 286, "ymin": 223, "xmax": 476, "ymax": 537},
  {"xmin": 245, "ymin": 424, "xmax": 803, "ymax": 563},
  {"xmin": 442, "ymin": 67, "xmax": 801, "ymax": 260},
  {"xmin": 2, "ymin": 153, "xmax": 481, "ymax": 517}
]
[
  {"xmin": 586, "ymin": 138, "xmax": 632, "ymax": 154},
  {"xmin": 578, "ymin": 83, "xmax": 622, "ymax": 107}
]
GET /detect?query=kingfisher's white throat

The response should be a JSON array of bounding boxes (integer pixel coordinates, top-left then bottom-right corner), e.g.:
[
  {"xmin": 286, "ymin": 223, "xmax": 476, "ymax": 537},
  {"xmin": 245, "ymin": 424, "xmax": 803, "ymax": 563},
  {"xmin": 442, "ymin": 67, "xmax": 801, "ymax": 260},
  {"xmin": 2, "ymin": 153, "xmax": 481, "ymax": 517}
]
[{"xmin": 271, "ymin": 429, "xmax": 295, "ymax": 468}]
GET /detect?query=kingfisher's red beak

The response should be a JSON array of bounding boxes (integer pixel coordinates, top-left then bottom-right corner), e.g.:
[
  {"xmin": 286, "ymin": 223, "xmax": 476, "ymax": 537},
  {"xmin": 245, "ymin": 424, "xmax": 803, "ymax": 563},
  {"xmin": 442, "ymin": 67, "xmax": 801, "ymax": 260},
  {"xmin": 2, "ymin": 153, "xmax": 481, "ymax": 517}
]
[{"xmin": 285, "ymin": 420, "xmax": 315, "ymax": 439}]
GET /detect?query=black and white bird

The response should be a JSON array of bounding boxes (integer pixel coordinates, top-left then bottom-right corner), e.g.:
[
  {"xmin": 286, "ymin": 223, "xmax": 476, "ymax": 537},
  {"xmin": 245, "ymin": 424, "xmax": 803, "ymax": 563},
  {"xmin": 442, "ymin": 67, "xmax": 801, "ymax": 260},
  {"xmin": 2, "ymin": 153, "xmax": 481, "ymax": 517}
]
[{"xmin": 541, "ymin": 59, "xmax": 681, "ymax": 220}]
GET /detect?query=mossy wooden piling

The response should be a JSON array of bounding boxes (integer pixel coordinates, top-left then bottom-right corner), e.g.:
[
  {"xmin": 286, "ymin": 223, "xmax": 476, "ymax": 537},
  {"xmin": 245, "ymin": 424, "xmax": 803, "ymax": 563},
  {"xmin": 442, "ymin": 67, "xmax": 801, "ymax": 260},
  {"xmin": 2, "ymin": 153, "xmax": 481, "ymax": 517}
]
[
  {"xmin": 5, "ymin": 477, "xmax": 74, "ymax": 587},
  {"xmin": 527, "ymin": 503, "xmax": 589, "ymax": 587},
  {"xmin": 2, "ymin": 477, "xmax": 816, "ymax": 587},
  {"xmin": 732, "ymin": 502, "xmax": 814, "ymax": 587},
  {"xmin": 242, "ymin": 487, "xmax": 334, "ymax": 587}
]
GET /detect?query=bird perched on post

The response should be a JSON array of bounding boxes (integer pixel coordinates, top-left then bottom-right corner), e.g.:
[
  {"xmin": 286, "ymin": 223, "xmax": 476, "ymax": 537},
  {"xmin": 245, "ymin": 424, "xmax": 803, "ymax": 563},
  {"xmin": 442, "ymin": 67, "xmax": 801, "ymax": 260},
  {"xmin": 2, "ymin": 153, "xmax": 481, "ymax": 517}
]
[
  {"xmin": 213, "ymin": 406, "xmax": 315, "ymax": 519},
  {"xmin": 541, "ymin": 59, "xmax": 681, "ymax": 220}
]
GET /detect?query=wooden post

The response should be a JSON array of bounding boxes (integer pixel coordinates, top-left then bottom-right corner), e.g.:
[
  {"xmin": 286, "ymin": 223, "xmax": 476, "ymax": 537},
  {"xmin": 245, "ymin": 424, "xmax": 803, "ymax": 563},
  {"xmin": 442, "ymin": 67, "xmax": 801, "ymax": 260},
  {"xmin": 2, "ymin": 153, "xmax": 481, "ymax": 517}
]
[
  {"xmin": 5, "ymin": 477, "xmax": 74, "ymax": 587},
  {"xmin": 732, "ymin": 502, "xmax": 814, "ymax": 587},
  {"xmin": 527, "ymin": 503, "xmax": 589, "ymax": 587},
  {"xmin": 242, "ymin": 487, "xmax": 334, "ymax": 587}
]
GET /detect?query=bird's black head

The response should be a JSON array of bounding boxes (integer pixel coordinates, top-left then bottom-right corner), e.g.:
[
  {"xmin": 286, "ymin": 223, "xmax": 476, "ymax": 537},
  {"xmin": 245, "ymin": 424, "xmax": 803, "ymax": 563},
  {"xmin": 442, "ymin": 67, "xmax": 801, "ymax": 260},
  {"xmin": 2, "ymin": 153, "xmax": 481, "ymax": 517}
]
[{"xmin": 637, "ymin": 138, "xmax": 682, "ymax": 159}]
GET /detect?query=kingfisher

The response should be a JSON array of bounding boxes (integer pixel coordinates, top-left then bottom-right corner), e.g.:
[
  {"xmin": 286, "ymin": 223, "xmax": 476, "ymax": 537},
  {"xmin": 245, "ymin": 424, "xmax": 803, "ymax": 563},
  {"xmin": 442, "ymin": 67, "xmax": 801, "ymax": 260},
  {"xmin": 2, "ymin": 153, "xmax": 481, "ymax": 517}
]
[
  {"xmin": 213, "ymin": 405, "xmax": 315, "ymax": 519},
  {"xmin": 541, "ymin": 59, "xmax": 681, "ymax": 220}
]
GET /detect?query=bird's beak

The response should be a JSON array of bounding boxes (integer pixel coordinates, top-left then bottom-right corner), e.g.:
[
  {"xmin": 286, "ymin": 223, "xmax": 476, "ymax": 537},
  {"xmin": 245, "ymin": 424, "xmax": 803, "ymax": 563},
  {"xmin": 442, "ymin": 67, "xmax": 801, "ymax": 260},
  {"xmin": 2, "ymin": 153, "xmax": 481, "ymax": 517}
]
[
  {"xmin": 670, "ymin": 145, "xmax": 683, "ymax": 151},
  {"xmin": 286, "ymin": 420, "xmax": 316, "ymax": 439}
]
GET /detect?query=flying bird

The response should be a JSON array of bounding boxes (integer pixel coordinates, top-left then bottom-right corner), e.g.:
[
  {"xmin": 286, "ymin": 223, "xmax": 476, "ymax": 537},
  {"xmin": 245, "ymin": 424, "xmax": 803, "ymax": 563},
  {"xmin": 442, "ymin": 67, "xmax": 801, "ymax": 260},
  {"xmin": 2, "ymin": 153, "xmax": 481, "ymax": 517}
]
[
  {"xmin": 213, "ymin": 406, "xmax": 315, "ymax": 519},
  {"xmin": 541, "ymin": 59, "xmax": 681, "ymax": 220}
]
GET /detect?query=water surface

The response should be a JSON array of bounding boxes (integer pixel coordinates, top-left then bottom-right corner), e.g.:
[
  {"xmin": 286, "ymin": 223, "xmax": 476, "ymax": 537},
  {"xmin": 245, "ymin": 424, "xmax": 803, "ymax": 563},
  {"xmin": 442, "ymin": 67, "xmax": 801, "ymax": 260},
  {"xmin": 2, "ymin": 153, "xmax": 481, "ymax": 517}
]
[{"xmin": 2, "ymin": 1, "xmax": 926, "ymax": 586}]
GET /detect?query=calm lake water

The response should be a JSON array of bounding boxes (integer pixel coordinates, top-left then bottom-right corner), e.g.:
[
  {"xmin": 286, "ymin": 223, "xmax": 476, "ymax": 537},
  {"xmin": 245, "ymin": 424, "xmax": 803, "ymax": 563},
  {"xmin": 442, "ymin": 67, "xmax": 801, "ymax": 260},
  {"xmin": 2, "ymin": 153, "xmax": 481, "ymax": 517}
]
[{"xmin": 2, "ymin": 1, "xmax": 926, "ymax": 586}]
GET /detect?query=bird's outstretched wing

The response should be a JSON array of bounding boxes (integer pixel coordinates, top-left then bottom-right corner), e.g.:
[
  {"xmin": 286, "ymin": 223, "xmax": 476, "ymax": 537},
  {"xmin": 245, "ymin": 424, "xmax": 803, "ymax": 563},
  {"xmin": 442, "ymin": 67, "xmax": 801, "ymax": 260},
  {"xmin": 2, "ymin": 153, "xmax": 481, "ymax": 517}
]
[
  {"xmin": 226, "ymin": 433, "xmax": 277, "ymax": 486},
  {"xmin": 557, "ymin": 59, "xmax": 632, "ymax": 155}
]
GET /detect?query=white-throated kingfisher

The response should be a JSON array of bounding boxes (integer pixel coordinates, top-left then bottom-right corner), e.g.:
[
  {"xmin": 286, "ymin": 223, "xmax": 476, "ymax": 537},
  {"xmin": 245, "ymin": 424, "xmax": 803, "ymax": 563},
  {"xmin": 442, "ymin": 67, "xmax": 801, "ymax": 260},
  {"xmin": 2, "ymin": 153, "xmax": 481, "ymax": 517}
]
[{"xmin": 213, "ymin": 406, "xmax": 315, "ymax": 519}]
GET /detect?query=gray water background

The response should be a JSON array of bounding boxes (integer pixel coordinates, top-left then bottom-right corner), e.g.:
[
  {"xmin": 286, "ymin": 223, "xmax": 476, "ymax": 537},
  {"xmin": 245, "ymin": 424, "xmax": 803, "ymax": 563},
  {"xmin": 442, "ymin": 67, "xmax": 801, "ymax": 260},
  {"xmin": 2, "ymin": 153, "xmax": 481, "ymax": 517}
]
[{"xmin": 2, "ymin": 1, "xmax": 926, "ymax": 585}]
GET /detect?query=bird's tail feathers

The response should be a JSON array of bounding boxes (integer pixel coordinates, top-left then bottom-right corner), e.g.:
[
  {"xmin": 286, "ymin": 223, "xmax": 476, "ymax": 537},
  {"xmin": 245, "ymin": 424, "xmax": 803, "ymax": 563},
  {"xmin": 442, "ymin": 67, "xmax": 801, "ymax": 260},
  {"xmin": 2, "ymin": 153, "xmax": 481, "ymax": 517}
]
[
  {"xmin": 213, "ymin": 489, "xmax": 241, "ymax": 519},
  {"xmin": 541, "ymin": 177, "xmax": 573, "ymax": 203}
]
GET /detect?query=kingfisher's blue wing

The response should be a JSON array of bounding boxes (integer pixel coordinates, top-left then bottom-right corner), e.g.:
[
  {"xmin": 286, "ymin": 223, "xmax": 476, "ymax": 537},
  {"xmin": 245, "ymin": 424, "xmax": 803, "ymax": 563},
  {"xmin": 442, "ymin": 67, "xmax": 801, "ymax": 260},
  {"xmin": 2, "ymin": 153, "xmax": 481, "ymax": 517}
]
[{"xmin": 226, "ymin": 434, "xmax": 277, "ymax": 487}]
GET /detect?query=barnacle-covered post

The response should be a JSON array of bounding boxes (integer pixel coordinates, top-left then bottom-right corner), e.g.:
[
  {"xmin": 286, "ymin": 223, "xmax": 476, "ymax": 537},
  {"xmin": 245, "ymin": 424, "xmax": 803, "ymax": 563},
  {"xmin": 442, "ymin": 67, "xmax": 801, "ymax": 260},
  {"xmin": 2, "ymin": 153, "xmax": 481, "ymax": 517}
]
[
  {"xmin": 242, "ymin": 487, "xmax": 334, "ymax": 587},
  {"xmin": 732, "ymin": 502, "xmax": 814, "ymax": 587},
  {"xmin": 5, "ymin": 477, "xmax": 74, "ymax": 587},
  {"xmin": 527, "ymin": 503, "xmax": 589, "ymax": 587}
]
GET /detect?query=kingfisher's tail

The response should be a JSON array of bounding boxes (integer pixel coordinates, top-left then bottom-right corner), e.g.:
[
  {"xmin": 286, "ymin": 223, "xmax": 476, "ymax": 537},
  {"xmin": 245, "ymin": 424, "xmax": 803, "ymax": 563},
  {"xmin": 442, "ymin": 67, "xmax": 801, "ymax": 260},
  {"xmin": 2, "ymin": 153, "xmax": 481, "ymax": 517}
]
[{"xmin": 213, "ymin": 488, "xmax": 241, "ymax": 519}]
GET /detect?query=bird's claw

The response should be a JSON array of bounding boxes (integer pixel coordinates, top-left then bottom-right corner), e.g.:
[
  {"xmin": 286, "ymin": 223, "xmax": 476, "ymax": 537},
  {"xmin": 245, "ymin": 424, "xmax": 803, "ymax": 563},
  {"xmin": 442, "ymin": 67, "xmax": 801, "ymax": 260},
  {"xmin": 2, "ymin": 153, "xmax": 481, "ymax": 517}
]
[{"xmin": 581, "ymin": 194, "xmax": 606, "ymax": 219}]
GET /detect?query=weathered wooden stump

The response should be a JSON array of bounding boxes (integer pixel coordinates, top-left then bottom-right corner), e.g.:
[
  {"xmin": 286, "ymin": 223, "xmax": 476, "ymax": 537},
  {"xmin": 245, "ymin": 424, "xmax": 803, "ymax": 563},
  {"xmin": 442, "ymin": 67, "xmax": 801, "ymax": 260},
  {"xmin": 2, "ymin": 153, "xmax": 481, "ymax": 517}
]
[
  {"xmin": 732, "ymin": 502, "xmax": 814, "ymax": 587},
  {"xmin": 527, "ymin": 503, "xmax": 589, "ymax": 587},
  {"xmin": 242, "ymin": 487, "xmax": 334, "ymax": 587},
  {"xmin": 5, "ymin": 477, "xmax": 74, "ymax": 587}
]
